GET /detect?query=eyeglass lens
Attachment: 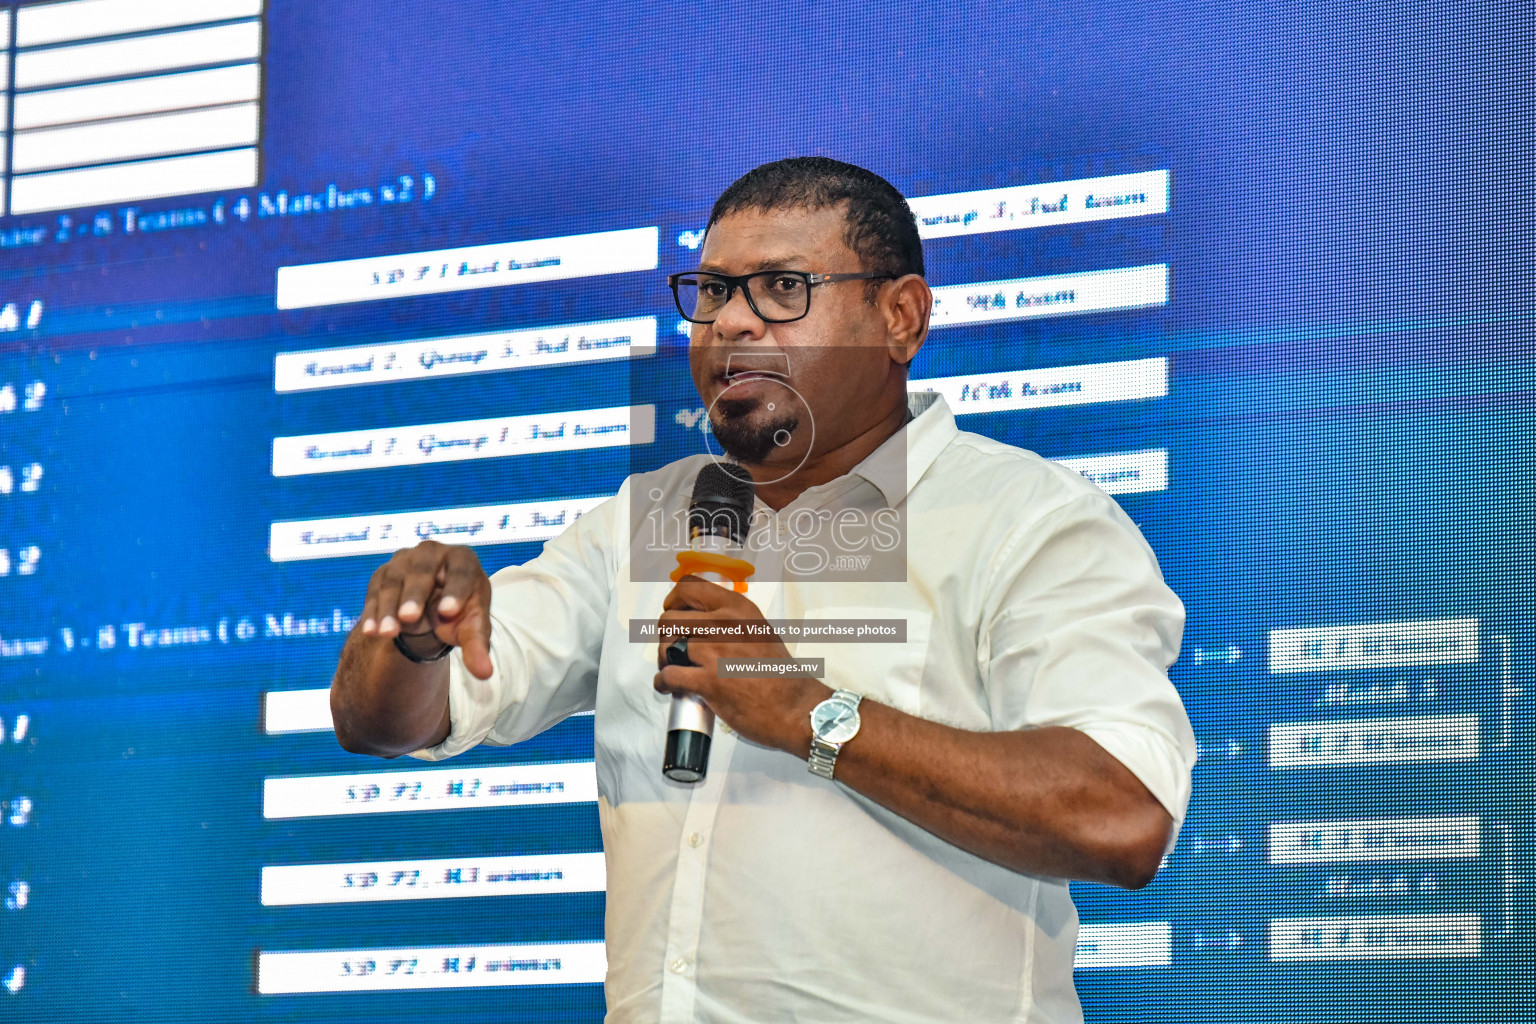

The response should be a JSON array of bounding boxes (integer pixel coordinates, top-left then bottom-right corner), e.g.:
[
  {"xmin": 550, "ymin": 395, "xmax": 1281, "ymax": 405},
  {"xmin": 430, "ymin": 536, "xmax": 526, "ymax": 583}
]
[{"xmin": 675, "ymin": 272, "xmax": 810, "ymax": 322}]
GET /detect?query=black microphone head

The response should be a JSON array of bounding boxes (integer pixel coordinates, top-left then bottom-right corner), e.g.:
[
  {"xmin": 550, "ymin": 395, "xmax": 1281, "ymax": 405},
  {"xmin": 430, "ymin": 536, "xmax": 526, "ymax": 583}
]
[{"xmin": 688, "ymin": 462, "xmax": 755, "ymax": 543}]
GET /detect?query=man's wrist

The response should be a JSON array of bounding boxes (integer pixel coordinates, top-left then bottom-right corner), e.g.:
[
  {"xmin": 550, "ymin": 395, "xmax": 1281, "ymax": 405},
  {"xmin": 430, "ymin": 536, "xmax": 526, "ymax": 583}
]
[{"xmin": 392, "ymin": 629, "xmax": 454, "ymax": 663}]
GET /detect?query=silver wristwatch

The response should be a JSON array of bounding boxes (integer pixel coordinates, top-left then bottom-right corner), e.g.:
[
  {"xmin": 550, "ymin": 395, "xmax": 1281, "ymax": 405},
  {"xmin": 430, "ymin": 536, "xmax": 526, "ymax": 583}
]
[{"xmin": 808, "ymin": 689, "xmax": 863, "ymax": 780}]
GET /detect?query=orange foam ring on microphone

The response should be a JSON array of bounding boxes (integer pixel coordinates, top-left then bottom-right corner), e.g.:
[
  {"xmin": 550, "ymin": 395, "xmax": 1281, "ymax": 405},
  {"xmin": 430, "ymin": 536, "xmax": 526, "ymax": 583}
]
[{"xmin": 671, "ymin": 550, "xmax": 755, "ymax": 593}]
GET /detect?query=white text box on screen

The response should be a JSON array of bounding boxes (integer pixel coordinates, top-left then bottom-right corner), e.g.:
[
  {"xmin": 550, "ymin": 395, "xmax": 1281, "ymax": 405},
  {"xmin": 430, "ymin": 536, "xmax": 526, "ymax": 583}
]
[
  {"xmin": 273, "ymin": 316, "xmax": 656, "ymax": 392},
  {"xmin": 268, "ymin": 495, "xmax": 606, "ymax": 562},
  {"xmin": 15, "ymin": 0, "xmax": 264, "ymax": 48},
  {"xmin": 261, "ymin": 852, "xmax": 606, "ymax": 906},
  {"xmin": 13, "ymin": 20, "xmax": 264, "ymax": 90},
  {"xmin": 910, "ymin": 170, "xmax": 1170, "ymax": 239},
  {"xmin": 929, "ymin": 264, "xmax": 1168, "ymax": 329},
  {"xmin": 1268, "ymin": 715, "xmax": 1481, "ymax": 769},
  {"xmin": 1269, "ymin": 915, "xmax": 1481, "ymax": 960},
  {"xmin": 1268, "ymin": 816, "xmax": 1481, "ymax": 865},
  {"xmin": 274, "ymin": 226, "xmax": 661, "ymax": 309},
  {"xmin": 1269, "ymin": 618, "xmax": 1481, "ymax": 674},
  {"xmin": 263, "ymin": 687, "xmax": 332, "ymax": 734},
  {"xmin": 263, "ymin": 762, "xmax": 599, "ymax": 819},
  {"xmin": 257, "ymin": 942, "xmax": 607, "ymax": 994},
  {"xmin": 12, "ymin": 102, "xmax": 260, "ymax": 173},
  {"xmin": 1051, "ymin": 448, "xmax": 1169, "ymax": 496},
  {"xmin": 263, "ymin": 687, "xmax": 592, "ymax": 734},
  {"xmin": 911, "ymin": 357, "xmax": 1167, "ymax": 415},
  {"xmin": 1074, "ymin": 922, "xmax": 1173, "ymax": 969},
  {"xmin": 9, "ymin": 147, "xmax": 258, "ymax": 215},
  {"xmin": 13, "ymin": 65, "xmax": 262, "ymax": 131},
  {"xmin": 271, "ymin": 405, "xmax": 653, "ymax": 477}
]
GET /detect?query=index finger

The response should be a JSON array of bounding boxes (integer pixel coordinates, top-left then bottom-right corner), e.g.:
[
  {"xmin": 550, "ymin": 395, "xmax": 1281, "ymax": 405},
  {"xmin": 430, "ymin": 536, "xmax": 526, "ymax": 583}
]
[{"xmin": 450, "ymin": 587, "xmax": 495, "ymax": 680}]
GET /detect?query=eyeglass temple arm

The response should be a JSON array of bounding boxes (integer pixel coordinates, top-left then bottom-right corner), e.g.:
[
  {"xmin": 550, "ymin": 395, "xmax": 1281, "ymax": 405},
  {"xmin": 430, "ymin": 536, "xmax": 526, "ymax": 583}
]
[{"xmin": 807, "ymin": 271, "xmax": 895, "ymax": 284}]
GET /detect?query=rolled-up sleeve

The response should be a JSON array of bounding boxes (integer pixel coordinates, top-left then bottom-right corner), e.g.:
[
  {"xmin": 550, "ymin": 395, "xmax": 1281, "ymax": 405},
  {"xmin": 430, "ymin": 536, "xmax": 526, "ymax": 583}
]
[
  {"xmin": 409, "ymin": 489, "xmax": 618, "ymax": 761},
  {"xmin": 981, "ymin": 492, "xmax": 1196, "ymax": 835}
]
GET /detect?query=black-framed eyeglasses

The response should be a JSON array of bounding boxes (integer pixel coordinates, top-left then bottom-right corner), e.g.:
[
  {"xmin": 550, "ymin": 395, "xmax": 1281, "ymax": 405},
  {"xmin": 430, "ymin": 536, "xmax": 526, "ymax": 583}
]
[{"xmin": 667, "ymin": 270, "xmax": 893, "ymax": 324}]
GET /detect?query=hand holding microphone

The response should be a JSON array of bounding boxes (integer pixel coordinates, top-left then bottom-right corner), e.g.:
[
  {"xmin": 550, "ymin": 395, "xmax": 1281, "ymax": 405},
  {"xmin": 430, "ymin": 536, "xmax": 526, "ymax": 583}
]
[
  {"xmin": 655, "ymin": 463, "xmax": 832, "ymax": 782},
  {"xmin": 661, "ymin": 462, "xmax": 757, "ymax": 783}
]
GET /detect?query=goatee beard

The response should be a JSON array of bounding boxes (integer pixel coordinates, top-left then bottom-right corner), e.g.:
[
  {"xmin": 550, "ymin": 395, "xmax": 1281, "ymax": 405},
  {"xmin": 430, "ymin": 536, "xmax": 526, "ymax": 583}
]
[{"xmin": 710, "ymin": 403, "xmax": 800, "ymax": 464}]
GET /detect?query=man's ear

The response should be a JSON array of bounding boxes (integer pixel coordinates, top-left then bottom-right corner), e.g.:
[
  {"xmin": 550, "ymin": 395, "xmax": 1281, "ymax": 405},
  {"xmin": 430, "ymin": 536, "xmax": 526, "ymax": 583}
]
[{"xmin": 882, "ymin": 274, "xmax": 932, "ymax": 368}]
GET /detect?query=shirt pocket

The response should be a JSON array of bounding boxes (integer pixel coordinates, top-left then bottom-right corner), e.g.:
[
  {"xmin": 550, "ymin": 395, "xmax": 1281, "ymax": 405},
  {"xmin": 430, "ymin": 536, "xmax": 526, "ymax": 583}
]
[{"xmin": 793, "ymin": 604, "xmax": 932, "ymax": 717}]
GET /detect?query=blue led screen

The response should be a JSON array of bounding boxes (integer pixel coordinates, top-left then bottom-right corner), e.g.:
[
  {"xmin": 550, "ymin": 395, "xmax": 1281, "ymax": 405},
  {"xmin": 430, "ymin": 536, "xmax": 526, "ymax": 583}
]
[{"xmin": 0, "ymin": 0, "xmax": 1527, "ymax": 1020}]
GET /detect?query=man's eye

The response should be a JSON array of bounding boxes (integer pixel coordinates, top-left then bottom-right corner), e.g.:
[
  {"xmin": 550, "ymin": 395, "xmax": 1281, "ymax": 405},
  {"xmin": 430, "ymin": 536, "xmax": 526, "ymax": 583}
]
[
  {"xmin": 699, "ymin": 281, "xmax": 729, "ymax": 298},
  {"xmin": 767, "ymin": 275, "xmax": 804, "ymax": 293}
]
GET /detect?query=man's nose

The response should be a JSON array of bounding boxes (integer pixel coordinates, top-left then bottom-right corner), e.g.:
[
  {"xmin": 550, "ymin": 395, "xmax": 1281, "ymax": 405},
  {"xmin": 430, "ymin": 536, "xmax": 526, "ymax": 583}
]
[{"xmin": 710, "ymin": 284, "xmax": 768, "ymax": 339}]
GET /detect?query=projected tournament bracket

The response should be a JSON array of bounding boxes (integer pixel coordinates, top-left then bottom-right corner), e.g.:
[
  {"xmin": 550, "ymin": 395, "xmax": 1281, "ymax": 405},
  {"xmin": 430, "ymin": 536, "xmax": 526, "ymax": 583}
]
[
  {"xmin": 1254, "ymin": 619, "xmax": 1516, "ymax": 960},
  {"xmin": 0, "ymin": 0, "xmax": 1522, "ymax": 1020}
]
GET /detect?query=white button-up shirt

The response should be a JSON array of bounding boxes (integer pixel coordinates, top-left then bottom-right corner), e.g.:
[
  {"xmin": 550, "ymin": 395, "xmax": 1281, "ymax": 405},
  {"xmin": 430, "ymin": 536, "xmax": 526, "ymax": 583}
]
[{"xmin": 413, "ymin": 394, "xmax": 1195, "ymax": 1023}]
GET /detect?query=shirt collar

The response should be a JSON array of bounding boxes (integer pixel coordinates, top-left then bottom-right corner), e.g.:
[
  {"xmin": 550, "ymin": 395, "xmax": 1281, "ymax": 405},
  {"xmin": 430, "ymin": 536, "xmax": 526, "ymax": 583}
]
[{"xmin": 843, "ymin": 391, "xmax": 958, "ymax": 508}]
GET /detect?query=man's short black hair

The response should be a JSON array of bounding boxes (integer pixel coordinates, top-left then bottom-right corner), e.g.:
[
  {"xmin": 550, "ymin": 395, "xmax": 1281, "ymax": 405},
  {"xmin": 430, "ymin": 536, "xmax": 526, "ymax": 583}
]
[{"xmin": 707, "ymin": 157, "xmax": 925, "ymax": 285}]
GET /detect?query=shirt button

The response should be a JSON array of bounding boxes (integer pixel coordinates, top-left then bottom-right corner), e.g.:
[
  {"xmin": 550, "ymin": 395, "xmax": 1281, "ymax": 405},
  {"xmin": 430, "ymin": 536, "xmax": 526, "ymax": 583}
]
[
  {"xmin": 687, "ymin": 832, "xmax": 703, "ymax": 848},
  {"xmin": 669, "ymin": 957, "xmax": 688, "ymax": 974}
]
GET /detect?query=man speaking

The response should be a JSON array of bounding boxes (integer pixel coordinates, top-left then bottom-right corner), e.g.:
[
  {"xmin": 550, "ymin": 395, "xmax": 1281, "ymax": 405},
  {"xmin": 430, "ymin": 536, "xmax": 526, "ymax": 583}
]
[{"xmin": 330, "ymin": 157, "xmax": 1195, "ymax": 1023}]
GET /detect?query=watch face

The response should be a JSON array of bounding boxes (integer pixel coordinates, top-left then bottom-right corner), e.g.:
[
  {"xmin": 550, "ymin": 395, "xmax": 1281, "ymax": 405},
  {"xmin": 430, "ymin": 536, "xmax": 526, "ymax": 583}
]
[{"xmin": 811, "ymin": 699, "xmax": 861, "ymax": 745}]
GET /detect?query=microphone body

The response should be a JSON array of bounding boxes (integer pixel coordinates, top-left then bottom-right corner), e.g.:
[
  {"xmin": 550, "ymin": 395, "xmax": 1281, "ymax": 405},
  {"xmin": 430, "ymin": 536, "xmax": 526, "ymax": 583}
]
[
  {"xmin": 663, "ymin": 464, "xmax": 756, "ymax": 784},
  {"xmin": 662, "ymin": 542, "xmax": 727, "ymax": 782}
]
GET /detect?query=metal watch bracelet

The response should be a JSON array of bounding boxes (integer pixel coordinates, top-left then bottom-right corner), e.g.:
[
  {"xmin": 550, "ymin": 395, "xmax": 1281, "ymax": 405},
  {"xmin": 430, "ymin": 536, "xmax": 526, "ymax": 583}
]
[
  {"xmin": 392, "ymin": 630, "xmax": 453, "ymax": 663},
  {"xmin": 807, "ymin": 739, "xmax": 841, "ymax": 780}
]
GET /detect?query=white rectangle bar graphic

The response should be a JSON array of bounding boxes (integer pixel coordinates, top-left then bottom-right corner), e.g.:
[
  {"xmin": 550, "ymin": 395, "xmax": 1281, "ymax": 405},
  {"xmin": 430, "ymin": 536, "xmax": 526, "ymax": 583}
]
[
  {"xmin": 269, "ymin": 495, "xmax": 606, "ymax": 562},
  {"xmin": 258, "ymin": 941, "xmax": 607, "ymax": 994},
  {"xmin": 1269, "ymin": 816, "xmax": 1482, "ymax": 865},
  {"xmin": 262, "ymin": 852, "xmax": 606, "ymax": 906},
  {"xmin": 14, "ymin": 20, "xmax": 263, "ymax": 90},
  {"xmin": 912, "ymin": 357, "xmax": 1166, "ymax": 415},
  {"xmin": 929, "ymin": 264, "xmax": 1167, "ymax": 329},
  {"xmin": 10, "ymin": 146, "xmax": 257, "ymax": 214},
  {"xmin": 1074, "ymin": 922, "xmax": 1173, "ymax": 969},
  {"xmin": 263, "ymin": 687, "xmax": 591, "ymax": 734},
  {"xmin": 1270, "ymin": 915, "xmax": 1481, "ymax": 960},
  {"xmin": 274, "ymin": 317, "xmax": 656, "ymax": 392},
  {"xmin": 263, "ymin": 688, "xmax": 332, "ymax": 735},
  {"xmin": 16, "ymin": 0, "xmax": 263, "ymax": 48},
  {"xmin": 272, "ymin": 405, "xmax": 652, "ymax": 477},
  {"xmin": 910, "ymin": 171, "xmax": 1169, "ymax": 239},
  {"xmin": 275, "ymin": 226, "xmax": 660, "ymax": 310},
  {"xmin": 264, "ymin": 761, "xmax": 598, "ymax": 819},
  {"xmin": 12, "ymin": 102, "xmax": 259, "ymax": 173},
  {"xmin": 14, "ymin": 65, "xmax": 261, "ymax": 131},
  {"xmin": 1269, "ymin": 618, "xmax": 1480, "ymax": 674},
  {"xmin": 1269, "ymin": 715, "xmax": 1480, "ymax": 769},
  {"xmin": 1053, "ymin": 448, "xmax": 1168, "ymax": 495}
]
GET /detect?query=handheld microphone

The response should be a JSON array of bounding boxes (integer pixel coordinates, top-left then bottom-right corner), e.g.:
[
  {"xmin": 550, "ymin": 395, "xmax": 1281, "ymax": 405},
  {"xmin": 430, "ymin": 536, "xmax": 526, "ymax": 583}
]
[{"xmin": 662, "ymin": 462, "xmax": 756, "ymax": 783}]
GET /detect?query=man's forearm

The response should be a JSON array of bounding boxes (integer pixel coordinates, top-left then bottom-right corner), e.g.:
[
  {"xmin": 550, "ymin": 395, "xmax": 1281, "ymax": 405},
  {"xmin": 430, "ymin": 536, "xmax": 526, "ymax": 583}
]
[
  {"xmin": 331, "ymin": 627, "xmax": 453, "ymax": 757},
  {"xmin": 789, "ymin": 693, "xmax": 1174, "ymax": 889}
]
